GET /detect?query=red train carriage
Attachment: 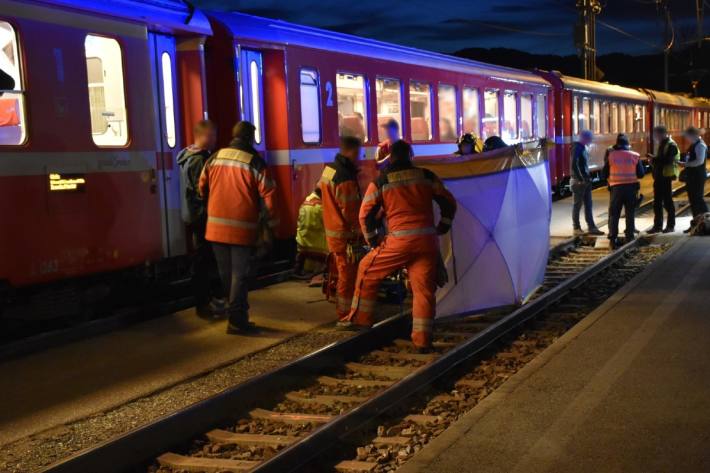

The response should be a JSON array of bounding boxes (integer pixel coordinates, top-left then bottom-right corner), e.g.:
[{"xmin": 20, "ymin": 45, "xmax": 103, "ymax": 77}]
[
  {"xmin": 644, "ymin": 89, "xmax": 710, "ymax": 152},
  {"xmin": 203, "ymin": 12, "xmax": 553, "ymax": 240},
  {"xmin": 0, "ymin": 0, "xmax": 211, "ymax": 289},
  {"xmin": 537, "ymin": 71, "xmax": 651, "ymax": 190}
]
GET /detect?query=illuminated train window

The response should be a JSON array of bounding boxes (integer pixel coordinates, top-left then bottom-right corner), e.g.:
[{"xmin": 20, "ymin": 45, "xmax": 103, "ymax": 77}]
[
  {"xmin": 610, "ymin": 103, "xmax": 619, "ymax": 134},
  {"xmin": 409, "ymin": 81, "xmax": 432, "ymax": 141},
  {"xmin": 592, "ymin": 100, "xmax": 601, "ymax": 134},
  {"xmin": 618, "ymin": 103, "xmax": 627, "ymax": 133},
  {"xmin": 600, "ymin": 102, "xmax": 610, "ymax": 134},
  {"xmin": 161, "ymin": 52, "xmax": 176, "ymax": 148},
  {"xmin": 462, "ymin": 87, "xmax": 480, "ymax": 136},
  {"xmin": 376, "ymin": 77, "xmax": 401, "ymax": 141},
  {"xmin": 502, "ymin": 91, "xmax": 517, "ymax": 142},
  {"xmin": 580, "ymin": 97, "xmax": 591, "ymax": 133},
  {"xmin": 536, "ymin": 94, "xmax": 546, "ymax": 138},
  {"xmin": 299, "ymin": 69, "xmax": 321, "ymax": 144},
  {"xmin": 483, "ymin": 90, "xmax": 500, "ymax": 139},
  {"xmin": 337, "ymin": 73, "xmax": 368, "ymax": 142},
  {"xmin": 572, "ymin": 96, "xmax": 579, "ymax": 136},
  {"xmin": 438, "ymin": 84, "xmax": 457, "ymax": 142},
  {"xmin": 85, "ymin": 35, "xmax": 128, "ymax": 146},
  {"xmin": 0, "ymin": 21, "xmax": 27, "ymax": 145},
  {"xmin": 520, "ymin": 94, "xmax": 532, "ymax": 139}
]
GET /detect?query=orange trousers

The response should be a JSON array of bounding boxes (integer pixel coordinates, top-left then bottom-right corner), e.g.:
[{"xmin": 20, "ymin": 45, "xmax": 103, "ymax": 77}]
[
  {"xmin": 333, "ymin": 252, "xmax": 358, "ymax": 321},
  {"xmin": 348, "ymin": 237, "xmax": 438, "ymax": 348}
]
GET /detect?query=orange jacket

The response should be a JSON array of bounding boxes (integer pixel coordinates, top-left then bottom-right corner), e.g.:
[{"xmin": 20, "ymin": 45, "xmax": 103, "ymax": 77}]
[
  {"xmin": 607, "ymin": 149, "xmax": 641, "ymax": 187},
  {"xmin": 199, "ymin": 140, "xmax": 278, "ymax": 246},
  {"xmin": 319, "ymin": 154, "xmax": 363, "ymax": 253},
  {"xmin": 360, "ymin": 160, "xmax": 456, "ymax": 248}
]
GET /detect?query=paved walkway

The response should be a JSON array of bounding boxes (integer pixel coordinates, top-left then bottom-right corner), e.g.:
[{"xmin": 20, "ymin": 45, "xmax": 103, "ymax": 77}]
[
  {"xmin": 400, "ymin": 236, "xmax": 710, "ymax": 473},
  {"xmin": 0, "ymin": 281, "xmax": 335, "ymax": 445}
]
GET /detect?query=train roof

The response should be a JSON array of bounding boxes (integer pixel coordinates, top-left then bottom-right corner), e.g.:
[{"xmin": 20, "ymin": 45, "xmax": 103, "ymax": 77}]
[
  {"xmin": 37, "ymin": 0, "xmax": 212, "ymax": 35},
  {"xmin": 209, "ymin": 12, "xmax": 550, "ymax": 88},
  {"xmin": 545, "ymin": 72, "xmax": 648, "ymax": 101},
  {"xmin": 644, "ymin": 89, "xmax": 706, "ymax": 109}
]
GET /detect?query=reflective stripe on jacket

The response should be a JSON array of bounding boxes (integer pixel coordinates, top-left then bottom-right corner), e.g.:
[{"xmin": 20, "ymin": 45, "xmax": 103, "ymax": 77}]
[
  {"xmin": 319, "ymin": 154, "xmax": 363, "ymax": 253},
  {"xmin": 199, "ymin": 141, "xmax": 278, "ymax": 246},
  {"xmin": 607, "ymin": 149, "xmax": 641, "ymax": 186},
  {"xmin": 360, "ymin": 161, "xmax": 457, "ymax": 247}
]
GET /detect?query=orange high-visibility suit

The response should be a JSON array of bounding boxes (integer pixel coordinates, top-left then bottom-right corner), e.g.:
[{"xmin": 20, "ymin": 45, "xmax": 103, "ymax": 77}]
[
  {"xmin": 348, "ymin": 161, "xmax": 456, "ymax": 348},
  {"xmin": 319, "ymin": 154, "xmax": 363, "ymax": 320}
]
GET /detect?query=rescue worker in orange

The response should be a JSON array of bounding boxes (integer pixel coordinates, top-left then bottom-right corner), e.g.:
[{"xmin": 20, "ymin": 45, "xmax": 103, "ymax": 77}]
[
  {"xmin": 199, "ymin": 121, "xmax": 278, "ymax": 334},
  {"xmin": 602, "ymin": 134, "xmax": 645, "ymax": 248},
  {"xmin": 320, "ymin": 136, "xmax": 364, "ymax": 323},
  {"xmin": 346, "ymin": 140, "xmax": 457, "ymax": 351},
  {"xmin": 375, "ymin": 119, "xmax": 401, "ymax": 168}
]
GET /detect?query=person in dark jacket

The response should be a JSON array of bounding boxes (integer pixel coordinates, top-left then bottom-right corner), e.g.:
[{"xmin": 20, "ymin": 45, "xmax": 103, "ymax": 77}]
[
  {"xmin": 482, "ymin": 135, "xmax": 508, "ymax": 152},
  {"xmin": 647, "ymin": 126, "xmax": 680, "ymax": 233},
  {"xmin": 571, "ymin": 130, "xmax": 603, "ymax": 236},
  {"xmin": 602, "ymin": 134, "xmax": 645, "ymax": 248},
  {"xmin": 177, "ymin": 119, "xmax": 220, "ymax": 318},
  {"xmin": 680, "ymin": 126, "xmax": 708, "ymax": 232}
]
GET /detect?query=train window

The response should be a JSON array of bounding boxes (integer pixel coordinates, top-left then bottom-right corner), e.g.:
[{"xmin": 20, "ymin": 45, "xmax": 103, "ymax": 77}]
[
  {"xmin": 337, "ymin": 73, "xmax": 368, "ymax": 142},
  {"xmin": 580, "ymin": 97, "xmax": 591, "ymax": 132},
  {"xmin": 610, "ymin": 103, "xmax": 619, "ymax": 134},
  {"xmin": 376, "ymin": 77, "xmax": 401, "ymax": 142},
  {"xmin": 483, "ymin": 89, "xmax": 500, "ymax": 138},
  {"xmin": 634, "ymin": 104, "xmax": 644, "ymax": 132},
  {"xmin": 438, "ymin": 84, "xmax": 457, "ymax": 141},
  {"xmin": 462, "ymin": 87, "xmax": 480, "ymax": 136},
  {"xmin": 572, "ymin": 96, "xmax": 579, "ymax": 136},
  {"xmin": 85, "ymin": 35, "xmax": 128, "ymax": 147},
  {"xmin": 592, "ymin": 100, "xmax": 601, "ymax": 134},
  {"xmin": 625, "ymin": 105, "xmax": 634, "ymax": 133},
  {"xmin": 299, "ymin": 69, "xmax": 321, "ymax": 144},
  {"xmin": 536, "ymin": 94, "xmax": 546, "ymax": 138},
  {"xmin": 502, "ymin": 91, "xmax": 517, "ymax": 142},
  {"xmin": 409, "ymin": 81, "xmax": 432, "ymax": 141},
  {"xmin": 520, "ymin": 94, "xmax": 532, "ymax": 140},
  {"xmin": 600, "ymin": 102, "xmax": 610, "ymax": 134},
  {"xmin": 618, "ymin": 104, "xmax": 627, "ymax": 133},
  {"xmin": 161, "ymin": 53, "xmax": 176, "ymax": 148},
  {"xmin": 0, "ymin": 21, "xmax": 27, "ymax": 145}
]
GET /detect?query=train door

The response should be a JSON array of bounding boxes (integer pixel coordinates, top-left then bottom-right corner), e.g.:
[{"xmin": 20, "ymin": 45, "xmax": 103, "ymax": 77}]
[
  {"xmin": 239, "ymin": 49, "xmax": 266, "ymax": 155},
  {"xmin": 150, "ymin": 33, "xmax": 186, "ymax": 257}
]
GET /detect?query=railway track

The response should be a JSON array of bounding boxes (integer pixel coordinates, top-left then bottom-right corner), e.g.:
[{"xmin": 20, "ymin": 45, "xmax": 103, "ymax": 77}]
[
  {"xmin": 39, "ymin": 191, "xmax": 707, "ymax": 473},
  {"xmin": 37, "ymin": 239, "xmax": 658, "ymax": 473}
]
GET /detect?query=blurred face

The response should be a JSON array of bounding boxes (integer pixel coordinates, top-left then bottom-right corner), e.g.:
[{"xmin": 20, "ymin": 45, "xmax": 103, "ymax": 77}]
[
  {"xmin": 460, "ymin": 142, "xmax": 473, "ymax": 155},
  {"xmin": 580, "ymin": 133, "xmax": 593, "ymax": 145},
  {"xmin": 653, "ymin": 130, "xmax": 667, "ymax": 142},
  {"xmin": 195, "ymin": 127, "xmax": 217, "ymax": 150},
  {"xmin": 386, "ymin": 125, "xmax": 399, "ymax": 142},
  {"xmin": 341, "ymin": 145, "xmax": 361, "ymax": 162}
]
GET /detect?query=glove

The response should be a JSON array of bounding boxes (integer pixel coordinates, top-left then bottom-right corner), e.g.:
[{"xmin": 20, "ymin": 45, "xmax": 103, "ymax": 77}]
[{"xmin": 436, "ymin": 222, "xmax": 451, "ymax": 235}]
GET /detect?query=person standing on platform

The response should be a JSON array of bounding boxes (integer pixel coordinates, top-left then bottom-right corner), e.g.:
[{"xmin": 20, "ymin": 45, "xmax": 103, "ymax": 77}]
[
  {"xmin": 320, "ymin": 136, "xmax": 364, "ymax": 323},
  {"xmin": 376, "ymin": 119, "xmax": 401, "ymax": 168},
  {"xmin": 199, "ymin": 121, "xmax": 279, "ymax": 334},
  {"xmin": 680, "ymin": 126, "xmax": 708, "ymax": 232},
  {"xmin": 571, "ymin": 130, "xmax": 604, "ymax": 236},
  {"xmin": 177, "ymin": 119, "xmax": 222, "ymax": 318},
  {"xmin": 602, "ymin": 134, "xmax": 645, "ymax": 248},
  {"xmin": 647, "ymin": 126, "xmax": 680, "ymax": 234},
  {"xmin": 345, "ymin": 140, "xmax": 457, "ymax": 352}
]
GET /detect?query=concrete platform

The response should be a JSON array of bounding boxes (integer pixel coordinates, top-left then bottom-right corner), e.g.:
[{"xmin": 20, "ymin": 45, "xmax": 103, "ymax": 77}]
[
  {"xmin": 400, "ymin": 236, "xmax": 710, "ymax": 473},
  {"xmin": 0, "ymin": 281, "xmax": 335, "ymax": 446}
]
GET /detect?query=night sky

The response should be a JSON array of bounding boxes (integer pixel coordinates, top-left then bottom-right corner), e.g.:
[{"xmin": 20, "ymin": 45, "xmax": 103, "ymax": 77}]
[{"xmin": 194, "ymin": 0, "xmax": 708, "ymax": 56}]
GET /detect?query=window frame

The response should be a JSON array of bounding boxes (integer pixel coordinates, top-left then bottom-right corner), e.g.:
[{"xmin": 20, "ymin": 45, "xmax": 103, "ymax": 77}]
[
  {"xmin": 483, "ymin": 88, "xmax": 501, "ymax": 139},
  {"xmin": 0, "ymin": 18, "xmax": 28, "ymax": 146},
  {"xmin": 502, "ymin": 90, "xmax": 518, "ymax": 142},
  {"xmin": 437, "ymin": 83, "xmax": 459, "ymax": 142},
  {"xmin": 462, "ymin": 85, "xmax": 481, "ymax": 137},
  {"xmin": 298, "ymin": 67, "xmax": 322, "ymax": 145},
  {"xmin": 535, "ymin": 93, "xmax": 547, "ymax": 139},
  {"xmin": 375, "ymin": 76, "xmax": 403, "ymax": 143},
  {"xmin": 84, "ymin": 33, "xmax": 130, "ymax": 148},
  {"xmin": 408, "ymin": 79, "xmax": 433, "ymax": 142},
  {"xmin": 336, "ymin": 71, "xmax": 369, "ymax": 143},
  {"xmin": 519, "ymin": 93, "xmax": 533, "ymax": 140}
]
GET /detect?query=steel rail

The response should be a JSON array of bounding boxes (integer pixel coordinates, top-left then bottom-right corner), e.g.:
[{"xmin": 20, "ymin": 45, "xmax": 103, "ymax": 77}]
[{"xmin": 39, "ymin": 236, "xmax": 638, "ymax": 473}]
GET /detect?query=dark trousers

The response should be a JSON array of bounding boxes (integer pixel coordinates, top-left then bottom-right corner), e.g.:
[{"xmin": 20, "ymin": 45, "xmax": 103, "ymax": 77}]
[
  {"xmin": 191, "ymin": 223, "xmax": 216, "ymax": 308},
  {"xmin": 608, "ymin": 184, "xmax": 637, "ymax": 240},
  {"xmin": 653, "ymin": 177, "xmax": 675, "ymax": 229},
  {"xmin": 572, "ymin": 181, "xmax": 595, "ymax": 229},
  {"xmin": 212, "ymin": 243, "xmax": 252, "ymax": 326},
  {"xmin": 685, "ymin": 165, "xmax": 708, "ymax": 217}
]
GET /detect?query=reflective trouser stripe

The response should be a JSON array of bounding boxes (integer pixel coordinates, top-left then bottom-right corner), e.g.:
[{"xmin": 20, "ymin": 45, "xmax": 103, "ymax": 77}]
[
  {"xmin": 390, "ymin": 227, "xmax": 436, "ymax": 237},
  {"xmin": 326, "ymin": 229, "xmax": 360, "ymax": 239},
  {"xmin": 208, "ymin": 216, "xmax": 259, "ymax": 229},
  {"xmin": 334, "ymin": 252, "xmax": 358, "ymax": 321}
]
